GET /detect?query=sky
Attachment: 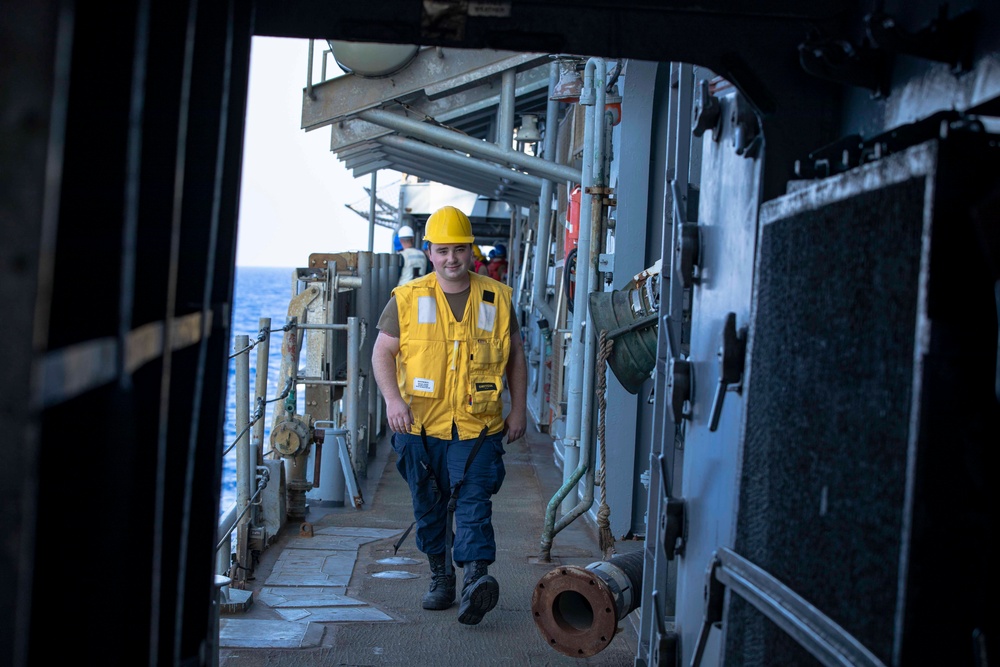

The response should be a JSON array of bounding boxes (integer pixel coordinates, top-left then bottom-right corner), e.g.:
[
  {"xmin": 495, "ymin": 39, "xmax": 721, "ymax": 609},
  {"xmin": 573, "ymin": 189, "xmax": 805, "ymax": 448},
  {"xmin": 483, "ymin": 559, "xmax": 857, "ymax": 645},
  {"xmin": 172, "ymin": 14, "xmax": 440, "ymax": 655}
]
[{"xmin": 235, "ymin": 37, "xmax": 396, "ymax": 267}]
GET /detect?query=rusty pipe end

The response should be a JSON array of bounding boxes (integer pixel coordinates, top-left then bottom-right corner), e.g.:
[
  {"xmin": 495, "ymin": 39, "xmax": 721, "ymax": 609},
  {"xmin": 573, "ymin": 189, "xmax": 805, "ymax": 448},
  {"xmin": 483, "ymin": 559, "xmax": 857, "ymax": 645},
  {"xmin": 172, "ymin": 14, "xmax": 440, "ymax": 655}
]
[{"xmin": 530, "ymin": 565, "xmax": 620, "ymax": 658}]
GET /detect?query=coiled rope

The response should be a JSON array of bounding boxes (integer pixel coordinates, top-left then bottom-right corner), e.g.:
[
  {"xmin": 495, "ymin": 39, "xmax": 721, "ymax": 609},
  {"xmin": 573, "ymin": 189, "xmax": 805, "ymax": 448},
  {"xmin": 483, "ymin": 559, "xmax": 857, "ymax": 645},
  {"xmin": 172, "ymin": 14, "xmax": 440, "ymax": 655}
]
[{"xmin": 596, "ymin": 329, "xmax": 616, "ymax": 559}]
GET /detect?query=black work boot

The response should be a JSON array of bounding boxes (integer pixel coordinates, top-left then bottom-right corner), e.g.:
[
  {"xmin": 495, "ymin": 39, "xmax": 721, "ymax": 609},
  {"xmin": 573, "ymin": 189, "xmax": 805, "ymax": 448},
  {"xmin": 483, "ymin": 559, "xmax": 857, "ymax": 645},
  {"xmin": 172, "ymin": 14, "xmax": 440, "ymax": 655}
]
[
  {"xmin": 422, "ymin": 553, "xmax": 456, "ymax": 610},
  {"xmin": 457, "ymin": 560, "xmax": 499, "ymax": 625}
]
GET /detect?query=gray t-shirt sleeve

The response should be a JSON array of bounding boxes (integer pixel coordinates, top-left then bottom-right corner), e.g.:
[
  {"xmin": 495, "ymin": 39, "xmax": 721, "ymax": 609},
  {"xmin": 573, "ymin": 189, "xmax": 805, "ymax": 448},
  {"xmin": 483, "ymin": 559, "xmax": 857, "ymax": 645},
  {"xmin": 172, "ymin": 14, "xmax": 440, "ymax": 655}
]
[{"xmin": 376, "ymin": 296, "xmax": 400, "ymax": 338}]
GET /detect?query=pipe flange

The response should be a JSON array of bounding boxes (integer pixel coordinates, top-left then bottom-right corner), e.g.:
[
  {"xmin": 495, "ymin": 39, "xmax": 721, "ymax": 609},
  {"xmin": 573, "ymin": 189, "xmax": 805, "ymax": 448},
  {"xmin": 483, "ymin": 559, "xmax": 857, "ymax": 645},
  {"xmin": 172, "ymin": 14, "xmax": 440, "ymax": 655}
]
[
  {"xmin": 531, "ymin": 565, "xmax": 619, "ymax": 658},
  {"xmin": 270, "ymin": 417, "xmax": 310, "ymax": 457}
]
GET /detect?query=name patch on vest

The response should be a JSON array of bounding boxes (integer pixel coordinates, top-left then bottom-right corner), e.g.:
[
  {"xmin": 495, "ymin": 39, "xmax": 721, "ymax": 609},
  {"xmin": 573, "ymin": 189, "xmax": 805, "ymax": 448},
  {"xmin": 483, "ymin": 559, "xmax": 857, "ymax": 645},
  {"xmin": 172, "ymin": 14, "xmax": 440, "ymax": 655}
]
[
  {"xmin": 412, "ymin": 377, "xmax": 434, "ymax": 392},
  {"xmin": 475, "ymin": 382, "xmax": 498, "ymax": 392},
  {"xmin": 477, "ymin": 302, "xmax": 497, "ymax": 332},
  {"xmin": 417, "ymin": 296, "xmax": 436, "ymax": 323}
]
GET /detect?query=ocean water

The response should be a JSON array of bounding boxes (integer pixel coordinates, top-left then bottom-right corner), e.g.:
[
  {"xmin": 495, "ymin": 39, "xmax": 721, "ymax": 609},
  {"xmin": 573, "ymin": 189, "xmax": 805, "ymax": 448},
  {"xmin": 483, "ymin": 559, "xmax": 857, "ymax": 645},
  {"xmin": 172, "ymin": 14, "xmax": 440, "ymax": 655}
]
[{"xmin": 221, "ymin": 266, "xmax": 299, "ymax": 514}]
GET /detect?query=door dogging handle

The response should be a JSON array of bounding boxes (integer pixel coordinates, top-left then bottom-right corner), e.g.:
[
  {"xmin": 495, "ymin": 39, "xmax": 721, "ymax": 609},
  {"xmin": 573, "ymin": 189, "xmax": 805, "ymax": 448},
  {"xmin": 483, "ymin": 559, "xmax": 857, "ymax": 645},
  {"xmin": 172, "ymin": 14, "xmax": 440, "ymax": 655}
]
[{"xmin": 708, "ymin": 312, "xmax": 747, "ymax": 432}]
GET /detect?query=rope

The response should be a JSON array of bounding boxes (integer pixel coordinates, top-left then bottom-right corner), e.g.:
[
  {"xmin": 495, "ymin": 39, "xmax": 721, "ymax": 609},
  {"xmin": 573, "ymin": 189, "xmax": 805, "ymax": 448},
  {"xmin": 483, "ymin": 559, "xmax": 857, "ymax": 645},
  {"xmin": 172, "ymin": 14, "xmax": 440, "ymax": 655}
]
[{"xmin": 596, "ymin": 329, "xmax": 616, "ymax": 559}]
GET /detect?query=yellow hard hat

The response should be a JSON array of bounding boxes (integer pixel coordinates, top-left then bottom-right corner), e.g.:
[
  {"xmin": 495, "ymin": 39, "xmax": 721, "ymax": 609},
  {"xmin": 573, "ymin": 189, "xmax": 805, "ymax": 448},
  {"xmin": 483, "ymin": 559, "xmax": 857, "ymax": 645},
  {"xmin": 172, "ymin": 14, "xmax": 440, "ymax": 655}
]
[
  {"xmin": 424, "ymin": 206, "xmax": 474, "ymax": 244},
  {"xmin": 472, "ymin": 245, "xmax": 484, "ymax": 260}
]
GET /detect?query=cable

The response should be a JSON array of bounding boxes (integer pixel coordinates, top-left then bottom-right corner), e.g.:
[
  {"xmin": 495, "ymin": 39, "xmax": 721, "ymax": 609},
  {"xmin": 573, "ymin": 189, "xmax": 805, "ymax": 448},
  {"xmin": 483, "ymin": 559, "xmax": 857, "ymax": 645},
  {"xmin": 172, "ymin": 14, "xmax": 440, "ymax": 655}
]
[{"xmin": 563, "ymin": 247, "xmax": 577, "ymax": 314}]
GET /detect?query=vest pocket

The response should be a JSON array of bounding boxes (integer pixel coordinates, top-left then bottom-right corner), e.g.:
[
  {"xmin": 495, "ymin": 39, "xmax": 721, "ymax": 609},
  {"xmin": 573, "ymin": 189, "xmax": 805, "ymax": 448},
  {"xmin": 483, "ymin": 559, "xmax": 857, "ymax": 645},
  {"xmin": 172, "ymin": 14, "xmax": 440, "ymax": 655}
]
[
  {"xmin": 403, "ymin": 339, "xmax": 446, "ymax": 398},
  {"xmin": 467, "ymin": 373, "xmax": 503, "ymax": 415},
  {"xmin": 471, "ymin": 339, "xmax": 505, "ymax": 369}
]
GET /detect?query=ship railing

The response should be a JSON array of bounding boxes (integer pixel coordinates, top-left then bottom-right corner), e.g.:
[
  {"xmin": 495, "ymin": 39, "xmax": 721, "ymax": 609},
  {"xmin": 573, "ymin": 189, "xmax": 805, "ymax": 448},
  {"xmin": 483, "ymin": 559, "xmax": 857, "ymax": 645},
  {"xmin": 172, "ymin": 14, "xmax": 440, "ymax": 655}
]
[{"xmin": 216, "ymin": 323, "xmax": 279, "ymax": 583}]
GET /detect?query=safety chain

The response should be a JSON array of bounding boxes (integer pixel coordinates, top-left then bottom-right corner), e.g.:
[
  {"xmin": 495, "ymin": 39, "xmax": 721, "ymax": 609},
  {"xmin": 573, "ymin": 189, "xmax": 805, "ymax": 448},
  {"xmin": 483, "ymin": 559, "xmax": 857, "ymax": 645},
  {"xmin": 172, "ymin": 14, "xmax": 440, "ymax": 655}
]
[{"xmin": 596, "ymin": 329, "xmax": 616, "ymax": 559}]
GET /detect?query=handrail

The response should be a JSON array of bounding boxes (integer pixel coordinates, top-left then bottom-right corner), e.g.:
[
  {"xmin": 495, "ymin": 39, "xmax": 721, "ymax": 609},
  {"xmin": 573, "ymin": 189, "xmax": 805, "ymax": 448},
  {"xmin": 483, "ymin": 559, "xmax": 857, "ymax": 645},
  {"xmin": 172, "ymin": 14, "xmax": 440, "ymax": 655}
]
[{"xmin": 216, "ymin": 266, "xmax": 376, "ymax": 579}]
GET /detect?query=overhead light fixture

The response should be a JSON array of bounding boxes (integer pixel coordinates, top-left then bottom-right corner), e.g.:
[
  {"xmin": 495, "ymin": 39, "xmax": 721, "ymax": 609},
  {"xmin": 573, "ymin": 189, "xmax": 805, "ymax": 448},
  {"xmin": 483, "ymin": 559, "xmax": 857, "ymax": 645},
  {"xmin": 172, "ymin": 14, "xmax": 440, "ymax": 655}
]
[
  {"xmin": 515, "ymin": 114, "xmax": 541, "ymax": 143},
  {"xmin": 326, "ymin": 40, "xmax": 419, "ymax": 78}
]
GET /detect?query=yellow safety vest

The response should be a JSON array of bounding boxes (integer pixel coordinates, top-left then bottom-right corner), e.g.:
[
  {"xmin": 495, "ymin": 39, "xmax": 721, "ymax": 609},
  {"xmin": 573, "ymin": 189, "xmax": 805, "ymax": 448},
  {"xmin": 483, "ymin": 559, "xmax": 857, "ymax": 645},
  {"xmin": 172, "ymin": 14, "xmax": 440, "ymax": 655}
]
[{"xmin": 393, "ymin": 271, "xmax": 512, "ymax": 439}]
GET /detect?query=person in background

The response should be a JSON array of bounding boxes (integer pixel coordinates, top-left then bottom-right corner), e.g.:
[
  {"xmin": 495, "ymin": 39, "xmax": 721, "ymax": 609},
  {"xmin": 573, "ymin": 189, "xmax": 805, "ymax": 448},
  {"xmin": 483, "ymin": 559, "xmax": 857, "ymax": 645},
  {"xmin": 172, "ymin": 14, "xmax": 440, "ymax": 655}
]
[
  {"xmin": 472, "ymin": 245, "xmax": 489, "ymax": 275},
  {"xmin": 486, "ymin": 243, "xmax": 509, "ymax": 283},
  {"xmin": 372, "ymin": 205, "xmax": 527, "ymax": 626},
  {"xmin": 397, "ymin": 224, "xmax": 429, "ymax": 286}
]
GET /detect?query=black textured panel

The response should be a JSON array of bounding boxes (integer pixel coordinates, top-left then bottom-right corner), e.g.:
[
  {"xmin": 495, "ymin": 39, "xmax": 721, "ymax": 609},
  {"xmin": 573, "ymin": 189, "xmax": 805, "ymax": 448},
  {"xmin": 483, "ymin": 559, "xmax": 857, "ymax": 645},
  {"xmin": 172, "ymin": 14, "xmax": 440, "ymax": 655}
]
[{"xmin": 727, "ymin": 175, "xmax": 926, "ymax": 666}]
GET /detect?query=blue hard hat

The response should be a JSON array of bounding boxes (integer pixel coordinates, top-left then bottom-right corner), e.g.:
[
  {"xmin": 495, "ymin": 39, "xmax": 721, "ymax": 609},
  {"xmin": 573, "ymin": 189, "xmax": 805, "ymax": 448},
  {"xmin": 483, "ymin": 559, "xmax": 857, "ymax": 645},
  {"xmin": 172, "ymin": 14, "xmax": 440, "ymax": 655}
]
[{"xmin": 493, "ymin": 243, "xmax": 506, "ymax": 258}]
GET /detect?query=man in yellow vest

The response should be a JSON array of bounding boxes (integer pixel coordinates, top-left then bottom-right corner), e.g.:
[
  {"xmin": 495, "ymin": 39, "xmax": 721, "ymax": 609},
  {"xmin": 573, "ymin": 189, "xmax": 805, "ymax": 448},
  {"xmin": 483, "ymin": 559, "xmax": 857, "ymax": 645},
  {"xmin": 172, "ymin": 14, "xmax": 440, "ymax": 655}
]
[{"xmin": 372, "ymin": 205, "xmax": 527, "ymax": 625}]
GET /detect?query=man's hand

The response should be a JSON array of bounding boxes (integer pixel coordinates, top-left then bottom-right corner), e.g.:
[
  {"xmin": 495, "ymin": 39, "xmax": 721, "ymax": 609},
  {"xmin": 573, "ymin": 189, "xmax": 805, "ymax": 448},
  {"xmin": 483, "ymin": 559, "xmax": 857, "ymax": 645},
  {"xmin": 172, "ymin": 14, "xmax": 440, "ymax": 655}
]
[
  {"xmin": 504, "ymin": 324, "xmax": 528, "ymax": 443},
  {"xmin": 504, "ymin": 409, "xmax": 527, "ymax": 443},
  {"xmin": 372, "ymin": 331, "xmax": 413, "ymax": 433},
  {"xmin": 386, "ymin": 396, "xmax": 414, "ymax": 434}
]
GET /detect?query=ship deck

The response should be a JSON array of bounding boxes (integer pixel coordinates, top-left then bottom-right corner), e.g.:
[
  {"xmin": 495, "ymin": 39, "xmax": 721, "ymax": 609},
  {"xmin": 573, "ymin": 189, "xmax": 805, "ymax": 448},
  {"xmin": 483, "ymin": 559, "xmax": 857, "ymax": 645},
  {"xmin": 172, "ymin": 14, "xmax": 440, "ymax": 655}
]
[{"xmin": 218, "ymin": 423, "xmax": 642, "ymax": 666}]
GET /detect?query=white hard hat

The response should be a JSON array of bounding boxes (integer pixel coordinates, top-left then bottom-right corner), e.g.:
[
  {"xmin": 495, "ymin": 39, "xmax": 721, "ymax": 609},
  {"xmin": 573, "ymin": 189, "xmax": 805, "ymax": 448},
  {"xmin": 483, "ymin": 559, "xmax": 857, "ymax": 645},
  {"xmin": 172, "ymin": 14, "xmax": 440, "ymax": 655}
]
[{"xmin": 397, "ymin": 225, "xmax": 415, "ymax": 239}]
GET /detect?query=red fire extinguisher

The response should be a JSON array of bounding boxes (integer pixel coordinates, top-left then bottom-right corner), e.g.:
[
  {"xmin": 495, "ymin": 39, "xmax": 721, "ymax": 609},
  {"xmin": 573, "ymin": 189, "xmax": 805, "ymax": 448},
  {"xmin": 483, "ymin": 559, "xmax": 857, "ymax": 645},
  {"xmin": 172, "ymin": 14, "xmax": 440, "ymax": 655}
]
[{"xmin": 565, "ymin": 185, "xmax": 581, "ymax": 259}]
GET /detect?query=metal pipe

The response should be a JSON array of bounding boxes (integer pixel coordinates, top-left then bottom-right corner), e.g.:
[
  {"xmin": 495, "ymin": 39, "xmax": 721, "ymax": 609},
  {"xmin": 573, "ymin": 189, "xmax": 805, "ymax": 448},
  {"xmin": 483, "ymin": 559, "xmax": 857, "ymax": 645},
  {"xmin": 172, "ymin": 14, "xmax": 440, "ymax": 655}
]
[
  {"xmin": 362, "ymin": 148, "xmax": 543, "ymax": 199},
  {"xmin": 556, "ymin": 64, "xmax": 609, "ymax": 533},
  {"xmin": 367, "ymin": 254, "xmax": 381, "ymax": 458},
  {"xmin": 251, "ymin": 318, "xmax": 271, "ymax": 483},
  {"xmin": 534, "ymin": 296, "xmax": 556, "ymax": 330},
  {"xmin": 305, "ymin": 40, "xmax": 315, "ymax": 101},
  {"xmin": 531, "ymin": 61, "xmax": 561, "ymax": 311},
  {"xmin": 346, "ymin": 316, "xmax": 363, "ymax": 477},
  {"xmin": 541, "ymin": 57, "xmax": 606, "ymax": 544},
  {"xmin": 375, "ymin": 135, "xmax": 545, "ymax": 189},
  {"xmin": 368, "ymin": 171, "xmax": 377, "ymax": 252},
  {"xmin": 359, "ymin": 108, "xmax": 581, "ymax": 184},
  {"xmin": 378, "ymin": 252, "xmax": 391, "ymax": 313},
  {"xmin": 234, "ymin": 336, "xmax": 251, "ymax": 529},
  {"xmin": 532, "ymin": 551, "xmax": 644, "ymax": 658},
  {"xmin": 539, "ymin": 436, "xmax": 589, "ymax": 561},
  {"xmin": 560, "ymin": 58, "xmax": 600, "ymax": 510},
  {"xmin": 498, "ymin": 67, "xmax": 516, "ymax": 151},
  {"xmin": 355, "ymin": 254, "xmax": 372, "ymax": 473},
  {"xmin": 216, "ymin": 501, "xmax": 237, "ymax": 575},
  {"xmin": 375, "ymin": 253, "xmax": 390, "ymax": 438},
  {"xmin": 334, "ymin": 274, "xmax": 363, "ymax": 289},
  {"xmin": 515, "ymin": 225, "xmax": 532, "ymax": 313},
  {"xmin": 296, "ymin": 377, "xmax": 349, "ymax": 386},
  {"xmin": 295, "ymin": 322, "xmax": 348, "ymax": 330},
  {"xmin": 325, "ymin": 264, "xmax": 336, "ymax": 431},
  {"xmin": 387, "ymin": 251, "xmax": 401, "ymax": 289}
]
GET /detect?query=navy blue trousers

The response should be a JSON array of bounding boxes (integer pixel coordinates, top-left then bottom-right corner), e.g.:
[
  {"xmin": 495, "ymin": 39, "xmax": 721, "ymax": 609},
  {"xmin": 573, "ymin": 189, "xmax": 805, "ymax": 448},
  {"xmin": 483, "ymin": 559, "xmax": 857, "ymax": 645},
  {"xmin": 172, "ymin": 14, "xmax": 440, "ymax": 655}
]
[{"xmin": 392, "ymin": 425, "xmax": 506, "ymax": 566}]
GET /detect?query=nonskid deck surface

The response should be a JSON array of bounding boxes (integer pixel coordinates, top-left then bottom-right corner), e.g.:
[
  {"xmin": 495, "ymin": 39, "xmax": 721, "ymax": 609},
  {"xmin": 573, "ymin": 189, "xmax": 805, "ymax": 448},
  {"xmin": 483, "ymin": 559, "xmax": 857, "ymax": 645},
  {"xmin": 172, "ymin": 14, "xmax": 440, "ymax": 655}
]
[{"xmin": 218, "ymin": 424, "xmax": 640, "ymax": 666}]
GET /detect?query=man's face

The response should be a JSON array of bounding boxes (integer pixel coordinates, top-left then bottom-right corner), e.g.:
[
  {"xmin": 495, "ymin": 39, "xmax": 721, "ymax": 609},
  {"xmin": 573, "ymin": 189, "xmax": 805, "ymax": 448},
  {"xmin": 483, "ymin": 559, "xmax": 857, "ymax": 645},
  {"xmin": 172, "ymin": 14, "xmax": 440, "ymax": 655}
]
[{"xmin": 427, "ymin": 243, "xmax": 473, "ymax": 281}]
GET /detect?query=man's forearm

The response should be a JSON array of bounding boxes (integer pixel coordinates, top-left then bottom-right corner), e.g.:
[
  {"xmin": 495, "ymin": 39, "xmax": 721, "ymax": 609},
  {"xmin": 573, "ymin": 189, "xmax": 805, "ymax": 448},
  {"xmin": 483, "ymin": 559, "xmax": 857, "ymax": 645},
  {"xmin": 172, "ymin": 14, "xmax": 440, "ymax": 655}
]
[
  {"xmin": 372, "ymin": 337, "xmax": 402, "ymax": 402},
  {"xmin": 506, "ymin": 338, "xmax": 527, "ymax": 413}
]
